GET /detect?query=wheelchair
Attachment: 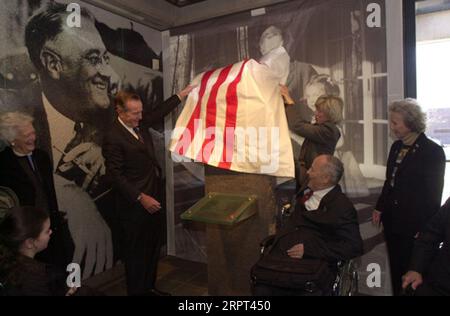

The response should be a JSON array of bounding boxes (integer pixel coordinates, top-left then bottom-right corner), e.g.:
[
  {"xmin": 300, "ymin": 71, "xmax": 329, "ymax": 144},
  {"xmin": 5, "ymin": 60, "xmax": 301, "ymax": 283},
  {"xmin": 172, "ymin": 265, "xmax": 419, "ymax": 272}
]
[{"xmin": 252, "ymin": 201, "xmax": 359, "ymax": 296}]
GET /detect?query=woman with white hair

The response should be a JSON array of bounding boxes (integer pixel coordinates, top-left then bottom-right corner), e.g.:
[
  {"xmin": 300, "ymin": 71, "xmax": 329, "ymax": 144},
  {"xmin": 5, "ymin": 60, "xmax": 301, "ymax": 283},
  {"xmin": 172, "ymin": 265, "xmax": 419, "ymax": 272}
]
[
  {"xmin": 0, "ymin": 111, "xmax": 73, "ymax": 269},
  {"xmin": 372, "ymin": 99, "xmax": 446, "ymax": 296}
]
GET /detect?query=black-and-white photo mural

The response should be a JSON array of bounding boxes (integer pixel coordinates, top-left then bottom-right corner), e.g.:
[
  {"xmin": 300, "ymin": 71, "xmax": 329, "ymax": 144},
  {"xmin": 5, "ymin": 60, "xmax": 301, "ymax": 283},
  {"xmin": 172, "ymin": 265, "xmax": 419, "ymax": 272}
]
[
  {"xmin": 164, "ymin": 0, "xmax": 392, "ymax": 295},
  {"xmin": 0, "ymin": 0, "xmax": 164, "ymax": 279}
]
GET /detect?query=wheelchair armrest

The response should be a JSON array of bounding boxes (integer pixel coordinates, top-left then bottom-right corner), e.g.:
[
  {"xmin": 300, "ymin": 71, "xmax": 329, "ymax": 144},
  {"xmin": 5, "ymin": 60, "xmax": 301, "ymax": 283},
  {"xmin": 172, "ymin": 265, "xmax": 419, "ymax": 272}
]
[
  {"xmin": 260, "ymin": 234, "xmax": 276, "ymax": 248},
  {"xmin": 259, "ymin": 234, "xmax": 276, "ymax": 255},
  {"xmin": 333, "ymin": 259, "xmax": 359, "ymax": 296},
  {"xmin": 401, "ymin": 284, "xmax": 415, "ymax": 296}
]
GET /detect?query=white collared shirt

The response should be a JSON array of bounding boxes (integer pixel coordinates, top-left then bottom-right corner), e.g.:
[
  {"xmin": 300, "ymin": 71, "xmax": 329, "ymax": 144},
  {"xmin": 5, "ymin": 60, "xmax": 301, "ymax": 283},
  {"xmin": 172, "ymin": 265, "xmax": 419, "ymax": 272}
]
[
  {"xmin": 12, "ymin": 149, "xmax": 29, "ymax": 157},
  {"xmin": 304, "ymin": 185, "xmax": 336, "ymax": 211},
  {"xmin": 12, "ymin": 149, "xmax": 35, "ymax": 171},
  {"xmin": 118, "ymin": 117, "xmax": 139, "ymax": 140},
  {"xmin": 42, "ymin": 93, "xmax": 77, "ymax": 171}
]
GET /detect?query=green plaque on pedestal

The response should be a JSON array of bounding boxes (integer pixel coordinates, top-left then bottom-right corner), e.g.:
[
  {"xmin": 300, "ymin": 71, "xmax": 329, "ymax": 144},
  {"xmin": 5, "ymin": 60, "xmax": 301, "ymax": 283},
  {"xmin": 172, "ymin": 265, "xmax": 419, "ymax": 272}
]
[{"xmin": 180, "ymin": 192, "xmax": 257, "ymax": 226}]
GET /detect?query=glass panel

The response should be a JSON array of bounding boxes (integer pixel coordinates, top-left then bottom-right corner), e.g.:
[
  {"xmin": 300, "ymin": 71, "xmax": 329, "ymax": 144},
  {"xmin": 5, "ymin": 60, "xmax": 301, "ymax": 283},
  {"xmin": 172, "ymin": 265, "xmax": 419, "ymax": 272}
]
[
  {"xmin": 193, "ymin": 31, "xmax": 238, "ymax": 73},
  {"xmin": 343, "ymin": 122, "xmax": 364, "ymax": 163},
  {"xmin": 362, "ymin": 0, "xmax": 387, "ymax": 73},
  {"xmin": 426, "ymin": 108, "xmax": 450, "ymax": 146},
  {"xmin": 345, "ymin": 80, "xmax": 364, "ymax": 120},
  {"xmin": 373, "ymin": 76, "xmax": 388, "ymax": 120},
  {"xmin": 173, "ymin": 163, "xmax": 206, "ymax": 261},
  {"xmin": 418, "ymin": 41, "xmax": 450, "ymax": 152},
  {"xmin": 373, "ymin": 123, "xmax": 388, "ymax": 165}
]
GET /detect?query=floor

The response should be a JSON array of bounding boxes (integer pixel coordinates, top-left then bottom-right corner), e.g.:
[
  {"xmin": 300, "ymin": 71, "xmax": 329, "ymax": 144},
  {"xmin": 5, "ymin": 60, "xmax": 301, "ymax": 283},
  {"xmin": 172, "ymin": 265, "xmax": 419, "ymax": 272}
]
[{"xmin": 84, "ymin": 256, "xmax": 208, "ymax": 296}]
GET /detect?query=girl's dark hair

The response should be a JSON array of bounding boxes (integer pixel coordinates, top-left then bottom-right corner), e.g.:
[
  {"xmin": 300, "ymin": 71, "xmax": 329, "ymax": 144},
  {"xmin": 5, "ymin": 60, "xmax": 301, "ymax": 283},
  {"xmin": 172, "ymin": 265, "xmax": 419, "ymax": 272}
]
[{"xmin": 0, "ymin": 206, "xmax": 49, "ymax": 285}]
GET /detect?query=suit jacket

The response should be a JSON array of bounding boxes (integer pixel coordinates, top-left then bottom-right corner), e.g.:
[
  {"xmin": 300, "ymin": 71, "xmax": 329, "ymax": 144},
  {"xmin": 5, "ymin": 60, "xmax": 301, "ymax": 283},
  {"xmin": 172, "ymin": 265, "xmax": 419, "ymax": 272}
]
[
  {"xmin": 102, "ymin": 95, "xmax": 181, "ymax": 212},
  {"xmin": 0, "ymin": 147, "xmax": 58, "ymax": 214},
  {"xmin": 288, "ymin": 117, "xmax": 341, "ymax": 170},
  {"xmin": 275, "ymin": 185, "xmax": 363, "ymax": 263},
  {"xmin": 409, "ymin": 198, "xmax": 450, "ymax": 294},
  {"xmin": 0, "ymin": 147, "xmax": 74, "ymax": 267},
  {"xmin": 376, "ymin": 133, "xmax": 446, "ymax": 236}
]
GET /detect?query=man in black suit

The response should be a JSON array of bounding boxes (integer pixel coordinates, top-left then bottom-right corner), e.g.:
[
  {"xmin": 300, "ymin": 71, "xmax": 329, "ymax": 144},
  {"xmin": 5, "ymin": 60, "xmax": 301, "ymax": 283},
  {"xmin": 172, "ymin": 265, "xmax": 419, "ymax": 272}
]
[
  {"xmin": 103, "ymin": 87, "xmax": 192, "ymax": 296},
  {"xmin": 252, "ymin": 155, "xmax": 363, "ymax": 295},
  {"xmin": 279, "ymin": 155, "xmax": 362, "ymax": 261},
  {"xmin": 0, "ymin": 111, "xmax": 74, "ymax": 268},
  {"xmin": 402, "ymin": 198, "xmax": 450, "ymax": 296}
]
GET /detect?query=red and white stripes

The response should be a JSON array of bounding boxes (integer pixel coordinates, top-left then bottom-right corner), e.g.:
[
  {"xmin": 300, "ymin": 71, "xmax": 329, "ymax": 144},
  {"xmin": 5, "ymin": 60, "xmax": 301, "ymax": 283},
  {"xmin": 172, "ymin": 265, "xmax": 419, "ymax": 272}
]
[{"xmin": 169, "ymin": 59, "xmax": 294, "ymax": 178}]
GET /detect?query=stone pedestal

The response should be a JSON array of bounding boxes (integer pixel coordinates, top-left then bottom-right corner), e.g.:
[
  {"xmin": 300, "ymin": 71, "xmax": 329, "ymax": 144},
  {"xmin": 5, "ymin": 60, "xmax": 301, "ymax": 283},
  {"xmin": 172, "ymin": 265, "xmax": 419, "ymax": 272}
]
[{"xmin": 204, "ymin": 166, "xmax": 277, "ymax": 296}]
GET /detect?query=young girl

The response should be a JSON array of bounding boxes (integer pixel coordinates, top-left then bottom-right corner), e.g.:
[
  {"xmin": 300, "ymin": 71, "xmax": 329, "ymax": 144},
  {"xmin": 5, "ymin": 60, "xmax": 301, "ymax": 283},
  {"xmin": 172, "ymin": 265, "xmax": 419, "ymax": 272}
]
[{"xmin": 0, "ymin": 206, "xmax": 78, "ymax": 296}]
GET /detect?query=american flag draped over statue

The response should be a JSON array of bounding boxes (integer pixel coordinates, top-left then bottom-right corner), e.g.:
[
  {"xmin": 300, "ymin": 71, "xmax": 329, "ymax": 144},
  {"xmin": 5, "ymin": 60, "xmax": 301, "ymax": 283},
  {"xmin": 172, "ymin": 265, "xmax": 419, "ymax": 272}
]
[{"xmin": 169, "ymin": 59, "xmax": 294, "ymax": 178}]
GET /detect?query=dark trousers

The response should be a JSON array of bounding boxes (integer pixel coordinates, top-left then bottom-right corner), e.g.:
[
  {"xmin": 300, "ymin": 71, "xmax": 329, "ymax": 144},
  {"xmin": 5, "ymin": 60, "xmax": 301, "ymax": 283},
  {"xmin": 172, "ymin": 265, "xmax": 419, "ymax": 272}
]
[
  {"xmin": 384, "ymin": 230, "xmax": 415, "ymax": 296},
  {"xmin": 414, "ymin": 281, "xmax": 450, "ymax": 296},
  {"xmin": 121, "ymin": 207, "xmax": 163, "ymax": 296},
  {"xmin": 252, "ymin": 283, "xmax": 331, "ymax": 296}
]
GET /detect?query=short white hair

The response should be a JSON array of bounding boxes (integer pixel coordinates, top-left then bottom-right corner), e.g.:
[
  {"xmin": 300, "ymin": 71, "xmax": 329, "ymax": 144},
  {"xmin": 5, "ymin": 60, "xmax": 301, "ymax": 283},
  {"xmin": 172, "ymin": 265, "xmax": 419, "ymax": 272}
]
[
  {"xmin": 0, "ymin": 112, "xmax": 34, "ymax": 144},
  {"xmin": 388, "ymin": 98, "xmax": 426, "ymax": 133},
  {"xmin": 321, "ymin": 155, "xmax": 344, "ymax": 185}
]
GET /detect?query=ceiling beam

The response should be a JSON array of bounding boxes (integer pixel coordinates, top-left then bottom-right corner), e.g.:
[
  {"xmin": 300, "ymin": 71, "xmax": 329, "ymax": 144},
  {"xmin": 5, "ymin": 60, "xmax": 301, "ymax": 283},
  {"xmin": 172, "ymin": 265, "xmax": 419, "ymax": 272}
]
[{"xmin": 83, "ymin": 0, "xmax": 290, "ymax": 30}]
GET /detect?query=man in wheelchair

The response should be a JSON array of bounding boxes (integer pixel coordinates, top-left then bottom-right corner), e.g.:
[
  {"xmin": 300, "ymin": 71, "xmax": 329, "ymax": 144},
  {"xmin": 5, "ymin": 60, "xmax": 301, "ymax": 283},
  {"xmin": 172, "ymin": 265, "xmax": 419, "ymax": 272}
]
[{"xmin": 251, "ymin": 155, "xmax": 363, "ymax": 296}]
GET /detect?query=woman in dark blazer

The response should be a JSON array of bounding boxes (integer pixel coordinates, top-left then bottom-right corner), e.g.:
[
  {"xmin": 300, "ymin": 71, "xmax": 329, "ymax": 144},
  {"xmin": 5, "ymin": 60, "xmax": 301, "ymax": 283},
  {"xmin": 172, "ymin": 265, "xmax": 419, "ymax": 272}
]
[
  {"xmin": 372, "ymin": 98, "xmax": 446, "ymax": 296},
  {"xmin": 0, "ymin": 111, "xmax": 73, "ymax": 268},
  {"xmin": 281, "ymin": 86, "xmax": 343, "ymax": 188}
]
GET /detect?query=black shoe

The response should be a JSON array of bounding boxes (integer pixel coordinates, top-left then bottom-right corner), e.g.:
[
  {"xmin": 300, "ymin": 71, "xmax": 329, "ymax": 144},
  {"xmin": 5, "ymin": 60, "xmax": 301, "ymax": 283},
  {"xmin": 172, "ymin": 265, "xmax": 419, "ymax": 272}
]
[{"xmin": 149, "ymin": 288, "xmax": 171, "ymax": 296}]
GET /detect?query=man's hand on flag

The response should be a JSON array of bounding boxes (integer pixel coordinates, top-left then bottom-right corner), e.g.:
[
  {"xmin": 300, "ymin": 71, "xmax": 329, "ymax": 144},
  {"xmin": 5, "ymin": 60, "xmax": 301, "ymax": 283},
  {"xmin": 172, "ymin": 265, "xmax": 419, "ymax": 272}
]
[{"xmin": 177, "ymin": 85, "xmax": 197, "ymax": 100}]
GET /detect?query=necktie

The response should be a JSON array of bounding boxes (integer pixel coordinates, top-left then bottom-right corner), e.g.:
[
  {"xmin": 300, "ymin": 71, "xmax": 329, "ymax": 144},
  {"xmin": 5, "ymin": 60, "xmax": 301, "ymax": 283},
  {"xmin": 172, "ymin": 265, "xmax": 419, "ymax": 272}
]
[
  {"xmin": 27, "ymin": 154, "xmax": 36, "ymax": 172},
  {"xmin": 298, "ymin": 189, "xmax": 313, "ymax": 204},
  {"xmin": 133, "ymin": 127, "xmax": 144, "ymax": 143}
]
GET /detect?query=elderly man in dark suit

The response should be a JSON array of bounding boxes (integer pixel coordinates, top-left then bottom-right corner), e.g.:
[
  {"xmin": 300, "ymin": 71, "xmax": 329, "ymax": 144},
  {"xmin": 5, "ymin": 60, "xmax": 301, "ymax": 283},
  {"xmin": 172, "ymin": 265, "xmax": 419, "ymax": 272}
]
[
  {"xmin": 252, "ymin": 155, "xmax": 363, "ymax": 296},
  {"xmin": 103, "ymin": 86, "xmax": 192, "ymax": 296}
]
